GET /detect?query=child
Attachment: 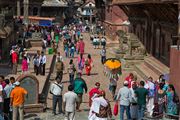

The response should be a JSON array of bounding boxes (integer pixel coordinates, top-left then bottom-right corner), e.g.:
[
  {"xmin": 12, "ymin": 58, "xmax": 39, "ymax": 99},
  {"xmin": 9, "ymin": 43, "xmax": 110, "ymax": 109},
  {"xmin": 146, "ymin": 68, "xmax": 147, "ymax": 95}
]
[
  {"xmin": 21, "ymin": 56, "xmax": 28, "ymax": 74},
  {"xmin": 70, "ymin": 44, "xmax": 75, "ymax": 58},
  {"xmin": 64, "ymin": 44, "xmax": 69, "ymax": 58},
  {"xmin": 100, "ymin": 47, "xmax": 106, "ymax": 64}
]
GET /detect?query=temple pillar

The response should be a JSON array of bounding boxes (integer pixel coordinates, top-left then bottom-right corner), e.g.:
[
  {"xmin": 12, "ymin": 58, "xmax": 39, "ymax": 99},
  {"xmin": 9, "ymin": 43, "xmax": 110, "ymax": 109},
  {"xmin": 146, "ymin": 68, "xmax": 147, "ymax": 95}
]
[
  {"xmin": 23, "ymin": 0, "xmax": 29, "ymax": 24},
  {"xmin": 17, "ymin": 0, "xmax": 20, "ymax": 16}
]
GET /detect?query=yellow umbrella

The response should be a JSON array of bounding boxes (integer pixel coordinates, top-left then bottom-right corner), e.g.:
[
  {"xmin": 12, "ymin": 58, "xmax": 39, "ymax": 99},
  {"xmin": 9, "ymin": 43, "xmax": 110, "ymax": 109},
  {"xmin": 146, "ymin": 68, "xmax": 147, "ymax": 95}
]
[{"xmin": 104, "ymin": 58, "xmax": 121, "ymax": 69}]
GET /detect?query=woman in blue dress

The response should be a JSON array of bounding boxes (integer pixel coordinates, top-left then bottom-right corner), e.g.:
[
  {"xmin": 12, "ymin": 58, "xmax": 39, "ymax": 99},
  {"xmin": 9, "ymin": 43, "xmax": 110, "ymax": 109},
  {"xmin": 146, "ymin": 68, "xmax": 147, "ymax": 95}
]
[{"xmin": 166, "ymin": 84, "xmax": 178, "ymax": 116}]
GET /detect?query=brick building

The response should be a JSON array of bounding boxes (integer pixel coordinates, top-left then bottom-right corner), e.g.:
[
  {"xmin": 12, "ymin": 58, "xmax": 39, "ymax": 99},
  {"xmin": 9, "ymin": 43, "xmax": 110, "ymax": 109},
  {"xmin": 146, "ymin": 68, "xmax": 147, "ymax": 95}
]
[{"xmin": 101, "ymin": 0, "xmax": 178, "ymax": 66}]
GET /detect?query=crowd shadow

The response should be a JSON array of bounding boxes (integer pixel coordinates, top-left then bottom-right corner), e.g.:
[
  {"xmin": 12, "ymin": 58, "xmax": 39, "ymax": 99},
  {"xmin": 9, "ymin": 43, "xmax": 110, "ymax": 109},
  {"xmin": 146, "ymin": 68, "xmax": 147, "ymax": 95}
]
[{"xmin": 24, "ymin": 113, "xmax": 38, "ymax": 119}]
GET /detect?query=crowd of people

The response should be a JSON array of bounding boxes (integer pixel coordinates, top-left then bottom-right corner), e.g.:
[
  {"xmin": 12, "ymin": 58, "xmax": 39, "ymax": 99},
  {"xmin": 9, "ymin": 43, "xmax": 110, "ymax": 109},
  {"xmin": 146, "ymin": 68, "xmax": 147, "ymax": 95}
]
[
  {"xmin": 114, "ymin": 73, "xmax": 179, "ymax": 120},
  {"xmin": 0, "ymin": 76, "xmax": 27, "ymax": 120},
  {"xmin": 0, "ymin": 19, "xmax": 179, "ymax": 120}
]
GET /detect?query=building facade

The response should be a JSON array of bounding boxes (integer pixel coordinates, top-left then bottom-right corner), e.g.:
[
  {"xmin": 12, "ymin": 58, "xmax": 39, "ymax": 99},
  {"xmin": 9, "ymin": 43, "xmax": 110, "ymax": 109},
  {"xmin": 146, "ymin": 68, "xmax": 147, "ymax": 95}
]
[{"xmin": 101, "ymin": 0, "xmax": 178, "ymax": 66}]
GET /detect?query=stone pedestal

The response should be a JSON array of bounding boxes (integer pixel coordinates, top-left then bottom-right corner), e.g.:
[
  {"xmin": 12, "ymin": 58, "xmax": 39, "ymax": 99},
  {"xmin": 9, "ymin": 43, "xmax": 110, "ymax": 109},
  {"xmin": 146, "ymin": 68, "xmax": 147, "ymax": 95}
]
[{"xmin": 16, "ymin": 74, "xmax": 44, "ymax": 113}]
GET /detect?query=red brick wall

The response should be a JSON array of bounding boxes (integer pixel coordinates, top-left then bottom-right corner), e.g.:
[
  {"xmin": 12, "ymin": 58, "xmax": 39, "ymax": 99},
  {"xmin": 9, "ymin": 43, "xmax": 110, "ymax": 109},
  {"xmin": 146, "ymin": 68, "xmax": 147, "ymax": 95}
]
[
  {"xmin": 103, "ymin": 5, "xmax": 128, "ymax": 40},
  {"xmin": 170, "ymin": 47, "xmax": 180, "ymax": 98}
]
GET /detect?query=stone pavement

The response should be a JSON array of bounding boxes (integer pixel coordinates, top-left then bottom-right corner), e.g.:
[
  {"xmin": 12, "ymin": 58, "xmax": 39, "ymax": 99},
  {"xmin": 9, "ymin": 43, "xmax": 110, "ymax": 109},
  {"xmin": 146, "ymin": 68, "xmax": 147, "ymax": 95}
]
[{"xmin": 25, "ymin": 33, "xmax": 142, "ymax": 120}]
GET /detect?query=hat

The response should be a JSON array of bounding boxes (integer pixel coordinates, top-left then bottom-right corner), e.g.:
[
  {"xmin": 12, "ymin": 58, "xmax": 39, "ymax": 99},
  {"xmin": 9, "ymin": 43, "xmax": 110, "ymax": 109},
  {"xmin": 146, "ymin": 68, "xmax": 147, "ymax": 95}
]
[
  {"xmin": 14, "ymin": 81, "xmax": 20, "ymax": 86},
  {"xmin": 123, "ymin": 81, "xmax": 129, "ymax": 85},
  {"xmin": 95, "ymin": 82, "xmax": 100, "ymax": 86}
]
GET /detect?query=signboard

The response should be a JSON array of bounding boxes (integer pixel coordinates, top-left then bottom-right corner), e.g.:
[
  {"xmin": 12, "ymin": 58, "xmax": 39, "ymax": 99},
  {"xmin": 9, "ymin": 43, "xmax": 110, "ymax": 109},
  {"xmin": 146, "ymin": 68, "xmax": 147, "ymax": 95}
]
[{"xmin": 39, "ymin": 20, "xmax": 52, "ymax": 27}]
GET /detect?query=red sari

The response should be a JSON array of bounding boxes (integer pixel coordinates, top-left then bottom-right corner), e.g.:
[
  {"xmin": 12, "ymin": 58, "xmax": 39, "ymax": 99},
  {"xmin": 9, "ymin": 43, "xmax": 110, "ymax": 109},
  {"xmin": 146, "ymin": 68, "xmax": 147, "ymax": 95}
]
[{"xmin": 85, "ymin": 58, "xmax": 93, "ymax": 75}]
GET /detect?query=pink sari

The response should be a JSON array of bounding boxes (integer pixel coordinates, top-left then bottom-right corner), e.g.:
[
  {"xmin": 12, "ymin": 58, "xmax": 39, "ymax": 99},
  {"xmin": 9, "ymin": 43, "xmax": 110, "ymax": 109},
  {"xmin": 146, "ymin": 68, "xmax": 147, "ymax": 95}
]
[
  {"xmin": 79, "ymin": 41, "xmax": 85, "ymax": 54},
  {"xmin": 22, "ymin": 59, "xmax": 28, "ymax": 72}
]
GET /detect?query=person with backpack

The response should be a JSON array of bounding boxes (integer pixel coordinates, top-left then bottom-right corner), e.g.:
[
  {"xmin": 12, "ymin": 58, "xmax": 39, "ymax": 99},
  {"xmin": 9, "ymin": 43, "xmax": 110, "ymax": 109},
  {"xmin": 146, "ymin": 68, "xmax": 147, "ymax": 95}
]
[
  {"xmin": 50, "ymin": 77, "xmax": 64, "ymax": 115},
  {"xmin": 56, "ymin": 58, "xmax": 64, "ymax": 80}
]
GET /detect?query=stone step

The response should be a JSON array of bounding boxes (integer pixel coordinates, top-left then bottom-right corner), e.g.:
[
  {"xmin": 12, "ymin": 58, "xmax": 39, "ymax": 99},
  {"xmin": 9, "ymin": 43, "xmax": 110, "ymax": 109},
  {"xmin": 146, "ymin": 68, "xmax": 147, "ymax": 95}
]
[
  {"xmin": 24, "ymin": 104, "xmax": 45, "ymax": 113},
  {"xmin": 144, "ymin": 56, "xmax": 169, "ymax": 75},
  {"xmin": 30, "ymin": 41, "xmax": 42, "ymax": 47},
  {"xmin": 135, "ymin": 63, "xmax": 159, "ymax": 80}
]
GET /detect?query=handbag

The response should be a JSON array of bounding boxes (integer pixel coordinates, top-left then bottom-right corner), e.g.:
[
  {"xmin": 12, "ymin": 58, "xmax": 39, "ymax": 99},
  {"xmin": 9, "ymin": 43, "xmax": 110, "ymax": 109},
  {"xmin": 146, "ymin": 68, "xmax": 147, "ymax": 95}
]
[{"xmin": 113, "ymin": 102, "xmax": 118, "ymax": 116}]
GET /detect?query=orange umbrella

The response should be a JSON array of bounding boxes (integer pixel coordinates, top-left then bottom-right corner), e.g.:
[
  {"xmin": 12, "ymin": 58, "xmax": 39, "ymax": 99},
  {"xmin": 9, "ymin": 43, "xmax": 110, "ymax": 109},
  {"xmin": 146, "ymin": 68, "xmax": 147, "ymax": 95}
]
[{"xmin": 104, "ymin": 58, "xmax": 121, "ymax": 70}]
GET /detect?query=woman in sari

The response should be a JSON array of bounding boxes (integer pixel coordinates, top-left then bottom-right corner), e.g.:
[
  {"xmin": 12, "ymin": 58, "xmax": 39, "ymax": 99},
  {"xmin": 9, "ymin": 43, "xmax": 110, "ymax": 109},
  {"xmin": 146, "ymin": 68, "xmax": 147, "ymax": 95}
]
[
  {"xmin": 79, "ymin": 37, "xmax": 85, "ymax": 55},
  {"xmin": 85, "ymin": 54, "xmax": 93, "ymax": 76},
  {"xmin": 77, "ymin": 53, "xmax": 85, "ymax": 74},
  {"xmin": 166, "ymin": 84, "xmax": 178, "ymax": 116}
]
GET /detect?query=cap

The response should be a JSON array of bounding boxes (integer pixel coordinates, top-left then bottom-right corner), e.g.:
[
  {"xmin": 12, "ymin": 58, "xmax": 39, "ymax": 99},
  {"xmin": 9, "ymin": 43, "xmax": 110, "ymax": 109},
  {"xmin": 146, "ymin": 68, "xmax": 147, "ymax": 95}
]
[
  {"xmin": 95, "ymin": 82, "xmax": 100, "ymax": 86},
  {"xmin": 14, "ymin": 81, "xmax": 20, "ymax": 86},
  {"xmin": 123, "ymin": 81, "xmax": 129, "ymax": 85}
]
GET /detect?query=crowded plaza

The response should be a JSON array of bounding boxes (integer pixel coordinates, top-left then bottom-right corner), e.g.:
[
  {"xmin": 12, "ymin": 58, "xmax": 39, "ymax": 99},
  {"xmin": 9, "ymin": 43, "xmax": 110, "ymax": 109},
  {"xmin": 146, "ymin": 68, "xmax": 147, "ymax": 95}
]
[{"xmin": 0, "ymin": 0, "xmax": 180, "ymax": 120}]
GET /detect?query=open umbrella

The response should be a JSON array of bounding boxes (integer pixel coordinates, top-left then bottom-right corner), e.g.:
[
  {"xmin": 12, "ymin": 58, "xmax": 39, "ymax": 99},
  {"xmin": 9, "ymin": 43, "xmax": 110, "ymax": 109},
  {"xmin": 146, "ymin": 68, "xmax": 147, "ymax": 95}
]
[
  {"xmin": 104, "ymin": 58, "xmax": 122, "ymax": 79},
  {"xmin": 104, "ymin": 58, "xmax": 121, "ymax": 70}
]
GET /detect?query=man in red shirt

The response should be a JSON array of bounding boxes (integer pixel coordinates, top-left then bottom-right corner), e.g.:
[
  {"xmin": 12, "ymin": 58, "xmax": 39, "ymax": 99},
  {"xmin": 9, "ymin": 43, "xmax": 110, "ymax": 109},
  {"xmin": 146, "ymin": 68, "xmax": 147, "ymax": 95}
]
[
  {"xmin": 89, "ymin": 82, "xmax": 101, "ymax": 107},
  {"xmin": 11, "ymin": 51, "xmax": 18, "ymax": 74}
]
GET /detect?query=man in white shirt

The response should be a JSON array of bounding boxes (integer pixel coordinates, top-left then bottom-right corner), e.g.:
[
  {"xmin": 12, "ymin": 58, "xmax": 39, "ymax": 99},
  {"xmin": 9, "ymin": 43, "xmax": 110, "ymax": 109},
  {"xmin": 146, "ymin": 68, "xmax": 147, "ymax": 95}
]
[
  {"xmin": 40, "ymin": 51, "xmax": 46, "ymax": 75},
  {"xmin": 63, "ymin": 85, "xmax": 78, "ymax": 120},
  {"xmin": 50, "ymin": 77, "xmax": 63, "ymax": 115},
  {"xmin": 4, "ymin": 79, "xmax": 13, "ymax": 116},
  {"xmin": 116, "ymin": 81, "xmax": 132, "ymax": 120}
]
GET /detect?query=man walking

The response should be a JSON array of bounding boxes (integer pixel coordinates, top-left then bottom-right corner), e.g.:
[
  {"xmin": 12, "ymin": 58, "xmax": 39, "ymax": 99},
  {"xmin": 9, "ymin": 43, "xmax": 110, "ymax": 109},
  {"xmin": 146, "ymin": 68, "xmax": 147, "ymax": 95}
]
[
  {"xmin": 10, "ymin": 81, "xmax": 28, "ymax": 120},
  {"xmin": 4, "ymin": 79, "xmax": 14, "ymax": 119},
  {"xmin": 116, "ymin": 81, "xmax": 132, "ymax": 120},
  {"xmin": 135, "ymin": 81, "xmax": 148, "ymax": 120},
  {"xmin": 50, "ymin": 77, "xmax": 63, "ymax": 115},
  {"xmin": 40, "ymin": 51, "xmax": 46, "ymax": 75},
  {"xmin": 89, "ymin": 90, "xmax": 112, "ymax": 120},
  {"xmin": 73, "ymin": 72, "xmax": 87, "ymax": 111},
  {"xmin": 63, "ymin": 85, "xmax": 78, "ymax": 120},
  {"xmin": 55, "ymin": 58, "xmax": 64, "ymax": 79}
]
